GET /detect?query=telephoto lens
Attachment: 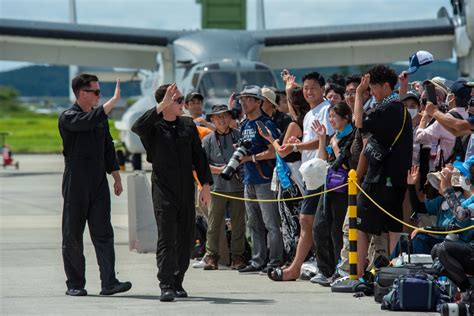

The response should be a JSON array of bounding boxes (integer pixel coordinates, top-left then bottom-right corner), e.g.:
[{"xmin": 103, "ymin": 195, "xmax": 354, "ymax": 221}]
[
  {"xmin": 221, "ymin": 139, "xmax": 252, "ymax": 181},
  {"xmin": 440, "ymin": 302, "xmax": 468, "ymax": 316}
]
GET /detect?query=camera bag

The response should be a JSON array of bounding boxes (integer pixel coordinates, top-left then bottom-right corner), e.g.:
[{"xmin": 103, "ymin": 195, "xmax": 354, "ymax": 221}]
[{"xmin": 381, "ymin": 272, "xmax": 441, "ymax": 311}]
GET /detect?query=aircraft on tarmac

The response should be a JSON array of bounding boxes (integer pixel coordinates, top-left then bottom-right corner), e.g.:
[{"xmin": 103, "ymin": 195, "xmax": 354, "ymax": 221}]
[{"xmin": 0, "ymin": 1, "xmax": 472, "ymax": 168}]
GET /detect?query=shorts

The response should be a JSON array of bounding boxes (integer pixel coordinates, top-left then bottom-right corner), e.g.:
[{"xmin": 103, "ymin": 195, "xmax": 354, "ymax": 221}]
[
  {"xmin": 300, "ymin": 186, "xmax": 322, "ymax": 216},
  {"xmin": 356, "ymin": 182, "xmax": 406, "ymax": 235}
]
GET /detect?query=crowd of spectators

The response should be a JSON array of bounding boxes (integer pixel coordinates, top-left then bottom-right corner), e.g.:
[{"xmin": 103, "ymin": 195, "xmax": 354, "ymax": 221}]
[{"xmin": 185, "ymin": 65, "xmax": 474, "ymax": 303}]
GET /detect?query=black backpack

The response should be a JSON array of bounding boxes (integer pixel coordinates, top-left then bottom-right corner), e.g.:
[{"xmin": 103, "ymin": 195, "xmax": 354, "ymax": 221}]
[{"xmin": 446, "ymin": 111, "xmax": 470, "ymax": 163}]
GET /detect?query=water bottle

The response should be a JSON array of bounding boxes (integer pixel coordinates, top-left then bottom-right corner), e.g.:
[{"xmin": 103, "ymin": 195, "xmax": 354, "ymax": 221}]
[
  {"xmin": 386, "ymin": 177, "xmax": 393, "ymax": 187},
  {"xmin": 438, "ymin": 276, "xmax": 451, "ymax": 296},
  {"xmin": 430, "ymin": 142, "xmax": 437, "ymax": 159}
]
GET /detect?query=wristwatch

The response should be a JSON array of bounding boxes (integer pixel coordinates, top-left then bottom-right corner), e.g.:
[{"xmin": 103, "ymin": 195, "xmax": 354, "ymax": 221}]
[{"xmin": 292, "ymin": 144, "xmax": 299, "ymax": 152}]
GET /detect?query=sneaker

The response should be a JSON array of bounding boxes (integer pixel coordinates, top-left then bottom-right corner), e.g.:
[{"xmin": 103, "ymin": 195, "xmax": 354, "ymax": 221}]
[
  {"xmin": 231, "ymin": 256, "xmax": 246, "ymax": 270},
  {"xmin": 192, "ymin": 253, "xmax": 209, "ymax": 268},
  {"xmin": 335, "ymin": 266, "xmax": 349, "ymax": 278},
  {"xmin": 238, "ymin": 264, "xmax": 262, "ymax": 273},
  {"xmin": 310, "ymin": 273, "xmax": 333, "ymax": 286},
  {"xmin": 330, "ymin": 275, "xmax": 350, "ymax": 287},
  {"xmin": 203, "ymin": 255, "xmax": 219, "ymax": 270}
]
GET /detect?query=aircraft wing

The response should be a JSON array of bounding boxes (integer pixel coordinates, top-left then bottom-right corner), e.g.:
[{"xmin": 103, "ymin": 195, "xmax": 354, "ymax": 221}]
[
  {"xmin": 252, "ymin": 17, "xmax": 455, "ymax": 69},
  {"xmin": 0, "ymin": 18, "xmax": 188, "ymax": 69}
]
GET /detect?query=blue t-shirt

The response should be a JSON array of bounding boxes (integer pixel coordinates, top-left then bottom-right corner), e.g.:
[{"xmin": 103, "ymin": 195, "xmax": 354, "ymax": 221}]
[
  {"xmin": 240, "ymin": 115, "xmax": 279, "ymax": 185},
  {"xmin": 424, "ymin": 194, "xmax": 473, "ymax": 242}
]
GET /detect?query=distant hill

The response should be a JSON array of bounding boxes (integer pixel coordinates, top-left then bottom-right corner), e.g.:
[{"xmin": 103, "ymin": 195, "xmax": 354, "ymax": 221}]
[
  {"xmin": 0, "ymin": 65, "xmax": 141, "ymax": 97},
  {"xmin": 0, "ymin": 61, "xmax": 458, "ymax": 97}
]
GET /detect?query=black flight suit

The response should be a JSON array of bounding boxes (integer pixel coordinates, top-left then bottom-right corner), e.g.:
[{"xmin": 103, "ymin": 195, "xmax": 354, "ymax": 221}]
[
  {"xmin": 132, "ymin": 108, "xmax": 212, "ymax": 290},
  {"xmin": 59, "ymin": 104, "xmax": 119, "ymax": 290}
]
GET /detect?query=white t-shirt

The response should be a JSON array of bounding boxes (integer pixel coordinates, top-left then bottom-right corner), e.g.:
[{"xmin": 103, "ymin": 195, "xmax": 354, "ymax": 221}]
[{"xmin": 301, "ymin": 99, "xmax": 333, "ymax": 163}]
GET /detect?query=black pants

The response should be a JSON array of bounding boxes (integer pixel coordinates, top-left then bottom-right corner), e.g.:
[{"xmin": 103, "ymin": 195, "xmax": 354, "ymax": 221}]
[
  {"xmin": 152, "ymin": 179, "xmax": 195, "ymax": 289},
  {"xmin": 431, "ymin": 241, "xmax": 474, "ymax": 291},
  {"xmin": 313, "ymin": 191, "xmax": 347, "ymax": 277},
  {"xmin": 62, "ymin": 163, "xmax": 117, "ymax": 289}
]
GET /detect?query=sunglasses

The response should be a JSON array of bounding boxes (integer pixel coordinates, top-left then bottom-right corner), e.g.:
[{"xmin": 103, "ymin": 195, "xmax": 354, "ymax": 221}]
[
  {"xmin": 83, "ymin": 89, "xmax": 101, "ymax": 96},
  {"xmin": 173, "ymin": 96, "xmax": 184, "ymax": 104}
]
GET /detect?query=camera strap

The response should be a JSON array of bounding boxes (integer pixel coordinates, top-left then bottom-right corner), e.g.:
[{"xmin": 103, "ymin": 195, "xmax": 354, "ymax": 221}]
[
  {"xmin": 214, "ymin": 130, "xmax": 238, "ymax": 165},
  {"xmin": 254, "ymin": 162, "xmax": 271, "ymax": 180}
]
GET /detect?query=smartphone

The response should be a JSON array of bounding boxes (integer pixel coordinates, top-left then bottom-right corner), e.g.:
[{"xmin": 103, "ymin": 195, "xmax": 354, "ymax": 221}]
[
  {"xmin": 423, "ymin": 82, "xmax": 438, "ymax": 106},
  {"xmin": 256, "ymin": 121, "xmax": 269, "ymax": 136}
]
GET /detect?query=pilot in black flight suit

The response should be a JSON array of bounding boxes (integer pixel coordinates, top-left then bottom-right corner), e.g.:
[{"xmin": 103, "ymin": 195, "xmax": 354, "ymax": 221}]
[
  {"xmin": 59, "ymin": 74, "xmax": 131, "ymax": 297},
  {"xmin": 132, "ymin": 83, "xmax": 212, "ymax": 302}
]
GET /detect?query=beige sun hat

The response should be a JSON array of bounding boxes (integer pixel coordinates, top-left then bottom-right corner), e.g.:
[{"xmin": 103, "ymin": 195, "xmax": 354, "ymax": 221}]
[
  {"xmin": 426, "ymin": 170, "xmax": 462, "ymax": 191},
  {"xmin": 261, "ymin": 87, "xmax": 279, "ymax": 107}
]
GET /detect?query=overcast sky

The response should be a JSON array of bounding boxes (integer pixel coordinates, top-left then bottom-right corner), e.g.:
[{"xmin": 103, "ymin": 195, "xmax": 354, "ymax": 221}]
[{"xmin": 0, "ymin": 0, "xmax": 453, "ymax": 71}]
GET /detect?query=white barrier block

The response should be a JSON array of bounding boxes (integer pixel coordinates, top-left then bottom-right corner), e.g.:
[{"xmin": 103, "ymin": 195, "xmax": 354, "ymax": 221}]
[{"xmin": 127, "ymin": 171, "xmax": 157, "ymax": 253}]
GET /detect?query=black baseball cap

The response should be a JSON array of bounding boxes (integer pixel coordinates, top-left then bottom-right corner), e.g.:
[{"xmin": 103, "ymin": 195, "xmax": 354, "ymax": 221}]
[
  {"xmin": 185, "ymin": 91, "xmax": 204, "ymax": 103},
  {"xmin": 450, "ymin": 79, "xmax": 471, "ymax": 102},
  {"xmin": 401, "ymin": 90, "xmax": 421, "ymax": 105}
]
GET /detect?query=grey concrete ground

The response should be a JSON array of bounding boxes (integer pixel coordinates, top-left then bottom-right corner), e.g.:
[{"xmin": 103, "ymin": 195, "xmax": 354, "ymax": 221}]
[{"xmin": 0, "ymin": 155, "xmax": 435, "ymax": 315}]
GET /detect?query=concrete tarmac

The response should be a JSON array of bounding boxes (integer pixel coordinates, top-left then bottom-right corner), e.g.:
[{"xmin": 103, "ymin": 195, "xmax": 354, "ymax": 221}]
[{"xmin": 0, "ymin": 155, "xmax": 436, "ymax": 315}]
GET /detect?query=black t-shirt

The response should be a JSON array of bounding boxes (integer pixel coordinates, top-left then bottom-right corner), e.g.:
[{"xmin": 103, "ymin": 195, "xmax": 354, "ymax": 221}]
[
  {"xmin": 328, "ymin": 128, "xmax": 357, "ymax": 170},
  {"xmin": 361, "ymin": 100, "xmax": 413, "ymax": 187},
  {"xmin": 264, "ymin": 109, "xmax": 292, "ymax": 136}
]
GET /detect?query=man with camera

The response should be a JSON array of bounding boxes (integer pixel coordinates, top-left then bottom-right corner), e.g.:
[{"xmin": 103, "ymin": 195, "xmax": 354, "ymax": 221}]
[
  {"xmin": 425, "ymin": 80, "xmax": 474, "ymax": 137},
  {"xmin": 132, "ymin": 83, "xmax": 212, "ymax": 302},
  {"xmin": 236, "ymin": 85, "xmax": 284, "ymax": 273},
  {"xmin": 416, "ymin": 79, "xmax": 470, "ymax": 168},
  {"xmin": 201, "ymin": 105, "xmax": 246, "ymax": 271}
]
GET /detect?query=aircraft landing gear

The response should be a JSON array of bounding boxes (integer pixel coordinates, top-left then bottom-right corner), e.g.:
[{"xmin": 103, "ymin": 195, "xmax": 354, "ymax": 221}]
[
  {"xmin": 131, "ymin": 153, "xmax": 142, "ymax": 171},
  {"xmin": 115, "ymin": 150, "xmax": 142, "ymax": 171}
]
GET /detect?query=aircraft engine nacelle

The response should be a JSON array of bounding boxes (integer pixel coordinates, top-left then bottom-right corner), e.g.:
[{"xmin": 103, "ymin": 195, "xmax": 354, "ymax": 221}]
[{"xmin": 114, "ymin": 95, "xmax": 155, "ymax": 154}]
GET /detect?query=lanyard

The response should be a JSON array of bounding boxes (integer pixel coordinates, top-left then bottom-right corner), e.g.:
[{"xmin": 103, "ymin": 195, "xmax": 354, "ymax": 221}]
[{"xmin": 214, "ymin": 130, "xmax": 237, "ymax": 164}]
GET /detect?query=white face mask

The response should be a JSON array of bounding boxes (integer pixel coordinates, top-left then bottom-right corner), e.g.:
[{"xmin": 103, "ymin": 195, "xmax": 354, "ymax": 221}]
[
  {"xmin": 459, "ymin": 175, "xmax": 471, "ymax": 192},
  {"xmin": 407, "ymin": 108, "xmax": 418, "ymax": 119}
]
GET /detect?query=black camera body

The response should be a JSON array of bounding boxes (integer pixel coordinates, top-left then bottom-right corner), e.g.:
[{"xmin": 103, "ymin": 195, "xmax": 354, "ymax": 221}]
[{"xmin": 220, "ymin": 139, "xmax": 252, "ymax": 181}]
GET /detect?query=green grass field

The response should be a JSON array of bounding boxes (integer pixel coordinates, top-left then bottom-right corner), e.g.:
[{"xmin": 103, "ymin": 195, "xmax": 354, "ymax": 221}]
[{"xmin": 0, "ymin": 113, "xmax": 119, "ymax": 153}]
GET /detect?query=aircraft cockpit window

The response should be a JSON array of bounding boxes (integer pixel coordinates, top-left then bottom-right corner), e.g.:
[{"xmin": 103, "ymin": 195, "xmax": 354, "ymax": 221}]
[
  {"xmin": 241, "ymin": 71, "xmax": 275, "ymax": 88},
  {"xmin": 198, "ymin": 72, "xmax": 237, "ymax": 98},
  {"xmin": 191, "ymin": 73, "xmax": 200, "ymax": 88}
]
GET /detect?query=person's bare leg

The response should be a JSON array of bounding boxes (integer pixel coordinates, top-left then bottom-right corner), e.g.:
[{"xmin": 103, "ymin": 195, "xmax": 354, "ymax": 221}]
[
  {"xmin": 277, "ymin": 214, "xmax": 314, "ymax": 280},
  {"xmin": 388, "ymin": 232, "xmax": 400, "ymax": 254},
  {"xmin": 357, "ymin": 230, "xmax": 369, "ymax": 277}
]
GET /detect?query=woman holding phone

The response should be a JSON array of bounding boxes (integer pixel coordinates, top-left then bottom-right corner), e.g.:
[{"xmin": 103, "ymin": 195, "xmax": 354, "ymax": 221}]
[{"xmin": 258, "ymin": 87, "xmax": 311, "ymax": 280}]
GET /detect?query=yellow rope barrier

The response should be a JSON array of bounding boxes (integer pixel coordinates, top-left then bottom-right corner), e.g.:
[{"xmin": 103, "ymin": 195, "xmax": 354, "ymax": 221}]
[
  {"xmin": 353, "ymin": 180, "xmax": 474, "ymax": 235},
  {"xmin": 210, "ymin": 183, "xmax": 348, "ymax": 202}
]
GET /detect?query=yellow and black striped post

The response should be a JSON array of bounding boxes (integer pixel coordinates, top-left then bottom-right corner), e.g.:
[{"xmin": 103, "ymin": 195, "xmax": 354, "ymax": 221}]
[{"xmin": 348, "ymin": 169, "xmax": 358, "ymax": 280}]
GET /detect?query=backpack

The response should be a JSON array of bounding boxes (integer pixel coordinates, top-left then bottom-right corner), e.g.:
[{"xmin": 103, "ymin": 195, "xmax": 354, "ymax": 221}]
[{"xmin": 446, "ymin": 111, "xmax": 470, "ymax": 162}]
